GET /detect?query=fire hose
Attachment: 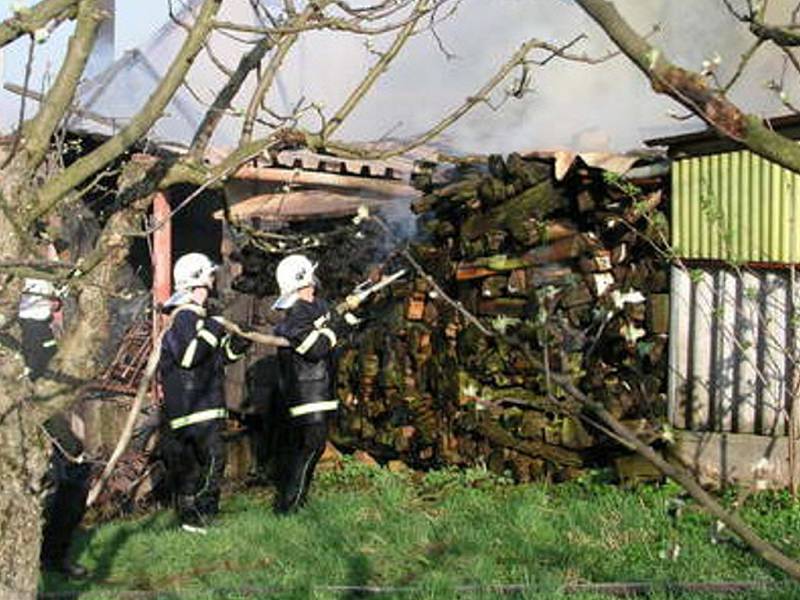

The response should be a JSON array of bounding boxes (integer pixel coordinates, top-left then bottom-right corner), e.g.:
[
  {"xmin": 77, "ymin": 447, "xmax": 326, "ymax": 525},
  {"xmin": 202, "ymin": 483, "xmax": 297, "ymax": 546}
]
[
  {"xmin": 86, "ymin": 269, "xmax": 406, "ymax": 508},
  {"xmin": 85, "ymin": 312, "xmax": 289, "ymax": 508}
]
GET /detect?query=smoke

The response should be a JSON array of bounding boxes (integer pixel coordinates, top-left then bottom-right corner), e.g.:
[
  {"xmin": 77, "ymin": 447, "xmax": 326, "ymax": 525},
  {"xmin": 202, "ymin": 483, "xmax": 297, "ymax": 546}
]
[
  {"xmin": 254, "ymin": 0, "xmax": 800, "ymax": 151},
  {"xmin": 2, "ymin": 0, "xmax": 797, "ymax": 153},
  {"xmin": 337, "ymin": 0, "xmax": 795, "ymax": 153}
]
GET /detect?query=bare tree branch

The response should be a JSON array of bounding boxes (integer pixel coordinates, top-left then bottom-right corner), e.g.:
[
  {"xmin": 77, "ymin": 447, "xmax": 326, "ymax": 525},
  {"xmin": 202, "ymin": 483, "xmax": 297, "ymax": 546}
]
[
  {"xmin": 0, "ymin": 0, "xmax": 78, "ymax": 49},
  {"xmin": 315, "ymin": 38, "xmax": 545, "ymax": 161},
  {"xmin": 0, "ymin": 39, "xmax": 36, "ymax": 171},
  {"xmin": 239, "ymin": 3, "xmax": 324, "ymax": 145},
  {"xmin": 214, "ymin": 3, "xmax": 443, "ymax": 37},
  {"xmin": 32, "ymin": 0, "xmax": 223, "ymax": 221},
  {"xmin": 322, "ymin": 0, "xmax": 428, "ymax": 141},
  {"xmin": 189, "ymin": 36, "xmax": 275, "ymax": 158},
  {"xmin": 575, "ymin": 0, "xmax": 800, "ymax": 175},
  {"xmin": 21, "ymin": 0, "xmax": 104, "ymax": 172},
  {"xmin": 746, "ymin": 15, "xmax": 800, "ymax": 46},
  {"xmin": 721, "ymin": 38, "xmax": 764, "ymax": 93}
]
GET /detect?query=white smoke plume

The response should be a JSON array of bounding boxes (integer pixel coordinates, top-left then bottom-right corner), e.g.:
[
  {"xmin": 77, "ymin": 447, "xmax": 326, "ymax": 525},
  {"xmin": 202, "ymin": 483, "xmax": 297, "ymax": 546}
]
[{"xmin": 0, "ymin": 0, "xmax": 797, "ymax": 153}]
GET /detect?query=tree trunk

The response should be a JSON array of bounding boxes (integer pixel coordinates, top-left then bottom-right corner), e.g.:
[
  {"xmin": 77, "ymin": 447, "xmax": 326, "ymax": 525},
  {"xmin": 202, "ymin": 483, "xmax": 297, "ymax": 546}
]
[
  {"xmin": 0, "ymin": 192, "xmax": 47, "ymax": 598},
  {"xmin": 0, "ymin": 191, "xmax": 47, "ymax": 599},
  {"xmin": 0, "ymin": 166, "xmax": 147, "ymax": 591},
  {"xmin": 0, "ymin": 384, "xmax": 48, "ymax": 599}
]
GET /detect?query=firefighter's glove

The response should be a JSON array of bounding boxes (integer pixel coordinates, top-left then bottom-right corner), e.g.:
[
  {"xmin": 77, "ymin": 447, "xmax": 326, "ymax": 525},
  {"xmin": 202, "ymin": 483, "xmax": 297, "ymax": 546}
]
[
  {"xmin": 344, "ymin": 294, "xmax": 362, "ymax": 311},
  {"xmin": 229, "ymin": 334, "xmax": 253, "ymax": 355},
  {"xmin": 343, "ymin": 311, "xmax": 362, "ymax": 327}
]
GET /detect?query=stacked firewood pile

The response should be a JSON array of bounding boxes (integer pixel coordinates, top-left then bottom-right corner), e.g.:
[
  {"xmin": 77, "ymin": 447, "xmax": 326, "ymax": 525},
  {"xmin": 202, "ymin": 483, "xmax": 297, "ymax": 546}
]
[{"xmin": 332, "ymin": 152, "xmax": 670, "ymax": 482}]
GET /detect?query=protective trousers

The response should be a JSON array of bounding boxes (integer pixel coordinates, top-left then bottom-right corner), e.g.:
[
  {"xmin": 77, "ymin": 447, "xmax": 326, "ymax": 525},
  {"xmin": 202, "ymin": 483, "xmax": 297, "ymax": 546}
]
[
  {"xmin": 40, "ymin": 451, "xmax": 90, "ymax": 570},
  {"xmin": 275, "ymin": 421, "xmax": 327, "ymax": 514},
  {"xmin": 20, "ymin": 317, "xmax": 56, "ymax": 380},
  {"xmin": 166, "ymin": 420, "xmax": 225, "ymax": 527},
  {"xmin": 20, "ymin": 319, "xmax": 88, "ymax": 572}
]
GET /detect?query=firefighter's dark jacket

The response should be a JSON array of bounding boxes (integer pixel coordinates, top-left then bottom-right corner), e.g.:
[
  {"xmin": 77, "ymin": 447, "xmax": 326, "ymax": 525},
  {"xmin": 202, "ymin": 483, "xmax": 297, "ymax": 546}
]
[
  {"xmin": 159, "ymin": 303, "xmax": 250, "ymax": 428},
  {"xmin": 274, "ymin": 297, "xmax": 342, "ymax": 424}
]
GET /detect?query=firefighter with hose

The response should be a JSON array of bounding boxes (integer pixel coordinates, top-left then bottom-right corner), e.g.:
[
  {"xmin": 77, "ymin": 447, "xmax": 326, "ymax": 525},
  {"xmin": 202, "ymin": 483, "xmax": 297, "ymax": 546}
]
[
  {"xmin": 270, "ymin": 253, "xmax": 405, "ymax": 513},
  {"xmin": 158, "ymin": 252, "xmax": 253, "ymax": 533}
]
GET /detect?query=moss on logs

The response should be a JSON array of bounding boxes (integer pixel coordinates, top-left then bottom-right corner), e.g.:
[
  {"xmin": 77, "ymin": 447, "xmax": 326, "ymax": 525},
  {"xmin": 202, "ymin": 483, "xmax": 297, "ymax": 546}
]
[
  {"xmin": 461, "ymin": 179, "xmax": 567, "ymax": 241},
  {"xmin": 471, "ymin": 414, "xmax": 583, "ymax": 467}
]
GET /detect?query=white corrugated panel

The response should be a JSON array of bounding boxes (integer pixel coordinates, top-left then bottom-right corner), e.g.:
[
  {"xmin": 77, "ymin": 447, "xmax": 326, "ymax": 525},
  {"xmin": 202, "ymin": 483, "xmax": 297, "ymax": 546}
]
[{"xmin": 669, "ymin": 265, "xmax": 800, "ymax": 435}]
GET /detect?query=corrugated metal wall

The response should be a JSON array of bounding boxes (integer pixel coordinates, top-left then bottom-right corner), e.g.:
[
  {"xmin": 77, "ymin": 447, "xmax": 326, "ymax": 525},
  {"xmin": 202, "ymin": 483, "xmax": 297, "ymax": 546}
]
[
  {"xmin": 673, "ymin": 151, "xmax": 800, "ymax": 263},
  {"xmin": 668, "ymin": 266, "xmax": 800, "ymax": 434}
]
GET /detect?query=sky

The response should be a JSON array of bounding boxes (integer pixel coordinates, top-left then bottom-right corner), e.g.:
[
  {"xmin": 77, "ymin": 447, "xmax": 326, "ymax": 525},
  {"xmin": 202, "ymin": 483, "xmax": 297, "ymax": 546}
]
[
  {"xmin": 0, "ymin": 1, "xmax": 162, "ymax": 58},
  {"xmin": 0, "ymin": 1, "xmax": 797, "ymax": 154}
]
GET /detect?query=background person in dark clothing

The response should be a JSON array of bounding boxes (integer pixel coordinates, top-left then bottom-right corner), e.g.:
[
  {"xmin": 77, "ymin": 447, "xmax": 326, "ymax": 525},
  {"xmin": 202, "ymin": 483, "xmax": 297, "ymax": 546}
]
[
  {"xmin": 18, "ymin": 276, "xmax": 60, "ymax": 380},
  {"xmin": 39, "ymin": 416, "xmax": 90, "ymax": 578},
  {"xmin": 271, "ymin": 254, "xmax": 352, "ymax": 514},
  {"xmin": 159, "ymin": 252, "xmax": 251, "ymax": 533},
  {"xmin": 18, "ymin": 245, "xmax": 89, "ymax": 578}
]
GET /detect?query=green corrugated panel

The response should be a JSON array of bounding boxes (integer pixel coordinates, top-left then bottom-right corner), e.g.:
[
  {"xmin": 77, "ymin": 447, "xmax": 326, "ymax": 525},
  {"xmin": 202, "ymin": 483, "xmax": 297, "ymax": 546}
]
[
  {"xmin": 780, "ymin": 171, "xmax": 790, "ymax": 261},
  {"xmin": 690, "ymin": 157, "xmax": 701, "ymax": 257},
  {"xmin": 729, "ymin": 152, "xmax": 741, "ymax": 262},
  {"xmin": 769, "ymin": 163, "xmax": 789, "ymax": 260},
  {"xmin": 752, "ymin": 153, "xmax": 762, "ymax": 260},
  {"xmin": 673, "ymin": 160, "xmax": 685, "ymax": 256},
  {"xmin": 709, "ymin": 154, "xmax": 727, "ymax": 258},
  {"xmin": 792, "ymin": 171, "xmax": 800, "ymax": 263},
  {"xmin": 739, "ymin": 152, "xmax": 749, "ymax": 259},
  {"xmin": 718, "ymin": 152, "xmax": 731, "ymax": 259},
  {"xmin": 701, "ymin": 155, "xmax": 712, "ymax": 257},
  {"xmin": 672, "ymin": 150, "xmax": 800, "ymax": 263}
]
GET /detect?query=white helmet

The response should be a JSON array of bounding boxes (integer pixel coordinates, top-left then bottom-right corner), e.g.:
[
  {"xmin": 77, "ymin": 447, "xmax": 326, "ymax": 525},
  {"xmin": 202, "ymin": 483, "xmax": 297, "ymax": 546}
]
[
  {"xmin": 273, "ymin": 254, "xmax": 317, "ymax": 309},
  {"xmin": 173, "ymin": 252, "xmax": 217, "ymax": 292}
]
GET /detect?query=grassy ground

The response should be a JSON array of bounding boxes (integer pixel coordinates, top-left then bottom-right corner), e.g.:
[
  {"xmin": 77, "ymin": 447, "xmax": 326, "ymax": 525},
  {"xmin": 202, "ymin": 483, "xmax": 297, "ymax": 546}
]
[{"xmin": 40, "ymin": 460, "xmax": 800, "ymax": 599}]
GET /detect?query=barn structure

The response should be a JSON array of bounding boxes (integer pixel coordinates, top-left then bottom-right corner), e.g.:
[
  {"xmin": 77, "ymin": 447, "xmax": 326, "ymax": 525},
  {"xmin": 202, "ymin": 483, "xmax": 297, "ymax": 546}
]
[{"xmin": 648, "ymin": 115, "xmax": 800, "ymax": 490}]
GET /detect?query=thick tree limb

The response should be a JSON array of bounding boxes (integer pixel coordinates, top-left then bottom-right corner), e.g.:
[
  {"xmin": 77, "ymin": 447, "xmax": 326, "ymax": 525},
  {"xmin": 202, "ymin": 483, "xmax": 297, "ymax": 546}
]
[
  {"xmin": 0, "ymin": 0, "xmax": 78, "ymax": 49},
  {"xmin": 575, "ymin": 0, "xmax": 800, "ymax": 175},
  {"xmin": 31, "ymin": 0, "xmax": 223, "ymax": 221},
  {"xmin": 189, "ymin": 35, "xmax": 275, "ymax": 158},
  {"xmin": 21, "ymin": 0, "xmax": 103, "ymax": 171},
  {"xmin": 29, "ymin": 201, "xmax": 149, "ymax": 422}
]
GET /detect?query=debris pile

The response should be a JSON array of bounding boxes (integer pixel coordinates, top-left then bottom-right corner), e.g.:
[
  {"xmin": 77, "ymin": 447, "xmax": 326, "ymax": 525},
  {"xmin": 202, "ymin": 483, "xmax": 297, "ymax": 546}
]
[{"xmin": 333, "ymin": 152, "xmax": 670, "ymax": 481}]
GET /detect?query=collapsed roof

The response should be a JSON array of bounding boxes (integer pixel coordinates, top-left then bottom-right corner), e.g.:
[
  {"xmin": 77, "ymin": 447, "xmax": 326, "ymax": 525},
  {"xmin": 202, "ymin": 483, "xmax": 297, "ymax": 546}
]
[{"xmin": 73, "ymin": 0, "xmax": 333, "ymax": 153}]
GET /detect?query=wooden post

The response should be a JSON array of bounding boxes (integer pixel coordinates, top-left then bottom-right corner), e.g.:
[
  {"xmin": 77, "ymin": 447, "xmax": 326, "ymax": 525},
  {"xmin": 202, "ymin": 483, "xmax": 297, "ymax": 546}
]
[
  {"xmin": 152, "ymin": 191, "xmax": 172, "ymax": 310},
  {"xmin": 151, "ymin": 190, "xmax": 171, "ymax": 405}
]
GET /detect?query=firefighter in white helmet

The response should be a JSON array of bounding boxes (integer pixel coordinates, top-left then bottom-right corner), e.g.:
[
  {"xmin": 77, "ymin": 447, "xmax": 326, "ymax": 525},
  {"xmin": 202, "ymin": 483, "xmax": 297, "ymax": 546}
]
[
  {"xmin": 271, "ymin": 254, "xmax": 352, "ymax": 513},
  {"xmin": 20, "ymin": 238, "xmax": 90, "ymax": 577},
  {"xmin": 159, "ymin": 252, "xmax": 251, "ymax": 533}
]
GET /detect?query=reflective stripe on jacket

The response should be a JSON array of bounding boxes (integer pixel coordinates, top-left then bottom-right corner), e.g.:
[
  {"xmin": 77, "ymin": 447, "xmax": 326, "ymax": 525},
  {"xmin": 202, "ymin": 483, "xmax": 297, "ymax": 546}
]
[
  {"xmin": 274, "ymin": 298, "xmax": 340, "ymax": 423},
  {"xmin": 169, "ymin": 407, "xmax": 228, "ymax": 430},
  {"xmin": 159, "ymin": 303, "xmax": 246, "ymax": 424}
]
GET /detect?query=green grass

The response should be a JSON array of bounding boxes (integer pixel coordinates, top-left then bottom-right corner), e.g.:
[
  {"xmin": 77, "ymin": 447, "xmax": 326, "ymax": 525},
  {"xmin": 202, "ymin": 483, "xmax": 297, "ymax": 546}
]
[{"xmin": 40, "ymin": 461, "xmax": 800, "ymax": 599}]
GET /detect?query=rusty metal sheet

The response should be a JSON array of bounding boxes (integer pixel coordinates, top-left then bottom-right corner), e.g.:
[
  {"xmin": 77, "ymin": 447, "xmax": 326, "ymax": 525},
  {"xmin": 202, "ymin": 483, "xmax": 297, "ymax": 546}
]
[{"xmin": 215, "ymin": 189, "xmax": 394, "ymax": 222}]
